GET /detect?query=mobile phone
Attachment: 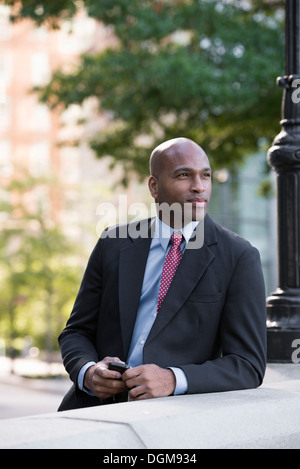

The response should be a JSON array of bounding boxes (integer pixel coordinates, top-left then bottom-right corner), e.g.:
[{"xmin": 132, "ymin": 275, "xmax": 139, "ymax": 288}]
[{"xmin": 108, "ymin": 361, "xmax": 130, "ymax": 374}]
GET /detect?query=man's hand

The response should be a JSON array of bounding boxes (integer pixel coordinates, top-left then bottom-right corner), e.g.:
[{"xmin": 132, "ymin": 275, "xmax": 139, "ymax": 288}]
[
  {"xmin": 122, "ymin": 364, "xmax": 176, "ymax": 401},
  {"xmin": 83, "ymin": 356, "xmax": 127, "ymax": 399}
]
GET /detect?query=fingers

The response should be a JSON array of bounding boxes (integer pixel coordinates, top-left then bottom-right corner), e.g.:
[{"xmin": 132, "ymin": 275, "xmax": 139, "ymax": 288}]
[
  {"xmin": 100, "ymin": 356, "xmax": 126, "ymax": 371},
  {"xmin": 87, "ymin": 356, "xmax": 127, "ymax": 399},
  {"xmin": 95, "ymin": 356, "xmax": 126, "ymax": 379},
  {"xmin": 93, "ymin": 363, "xmax": 121, "ymax": 381},
  {"xmin": 86, "ymin": 360, "xmax": 176, "ymax": 401},
  {"xmin": 122, "ymin": 364, "xmax": 176, "ymax": 401}
]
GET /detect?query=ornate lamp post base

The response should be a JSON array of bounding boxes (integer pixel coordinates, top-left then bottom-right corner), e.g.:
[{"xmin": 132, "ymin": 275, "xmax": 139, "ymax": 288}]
[
  {"xmin": 267, "ymin": 330, "xmax": 299, "ymax": 362},
  {"xmin": 267, "ymin": 290, "xmax": 300, "ymax": 361},
  {"xmin": 266, "ymin": 0, "xmax": 300, "ymax": 362}
]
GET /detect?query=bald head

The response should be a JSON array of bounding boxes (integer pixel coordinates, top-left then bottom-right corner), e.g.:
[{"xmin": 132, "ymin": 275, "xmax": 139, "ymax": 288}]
[
  {"xmin": 148, "ymin": 137, "xmax": 211, "ymax": 226},
  {"xmin": 149, "ymin": 137, "xmax": 208, "ymax": 176}
]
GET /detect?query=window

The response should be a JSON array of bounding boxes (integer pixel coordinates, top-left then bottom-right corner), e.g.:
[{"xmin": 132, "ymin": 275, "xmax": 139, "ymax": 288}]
[
  {"xmin": 59, "ymin": 147, "xmax": 80, "ymax": 183},
  {"xmin": 29, "ymin": 141, "xmax": 50, "ymax": 176},
  {"xmin": 30, "ymin": 53, "xmax": 50, "ymax": 86},
  {"xmin": 30, "ymin": 103, "xmax": 50, "ymax": 131},
  {"xmin": 0, "ymin": 53, "xmax": 12, "ymax": 84},
  {"xmin": 58, "ymin": 17, "xmax": 97, "ymax": 54},
  {"xmin": 0, "ymin": 94, "xmax": 11, "ymax": 130},
  {"xmin": 31, "ymin": 25, "xmax": 48, "ymax": 42},
  {"xmin": 0, "ymin": 140, "xmax": 12, "ymax": 176},
  {"xmin": 0, "ymin": 5, "xmax": 12, "ymax": 40}
]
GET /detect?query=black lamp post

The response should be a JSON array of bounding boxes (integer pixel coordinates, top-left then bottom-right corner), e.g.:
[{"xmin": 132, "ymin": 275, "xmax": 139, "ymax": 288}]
[{"xmin": 266, "ymin": 0, "xmax": 300, "ymax": 361}]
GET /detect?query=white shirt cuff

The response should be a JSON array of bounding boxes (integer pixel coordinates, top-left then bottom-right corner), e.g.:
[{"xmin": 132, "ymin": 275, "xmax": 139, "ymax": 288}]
[
  {"xmin": 168, "ymin": 367, "xmax": 188, "ymax": 395},
  {"xmin": 77, "ymin": 361, "xmax": 96, "ymax": 395}
]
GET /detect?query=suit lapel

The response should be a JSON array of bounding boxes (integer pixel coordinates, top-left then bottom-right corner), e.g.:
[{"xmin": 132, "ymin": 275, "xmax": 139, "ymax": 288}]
[
  {"xmin": 118, "ymin": 219, "xmax": 154, "ymax": 357},
  {"xmin": 146, "ymin": 215, "xmax": 217, "ymax": 345}
]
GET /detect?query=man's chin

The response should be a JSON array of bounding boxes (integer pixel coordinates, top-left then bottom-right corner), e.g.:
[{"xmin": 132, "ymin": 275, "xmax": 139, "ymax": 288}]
[
  {"xmin": 186, "ymin": 203, "xmax": 206, "ymax": 224},
  {"xmin": 174, "ymin": 210, "xmax": 206, "ymax": 229},
  {"xmin": 156, "ymin": 201, "xmax": 207, "ymax": 228}
]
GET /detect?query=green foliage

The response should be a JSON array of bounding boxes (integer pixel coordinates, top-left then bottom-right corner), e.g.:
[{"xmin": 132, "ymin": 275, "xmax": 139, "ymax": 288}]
[
  {"xmin": 5, "ymin": 0, "xmax": 77, "ymax": 27},
  {"xmin": 0, "ymin": 171, "xmax": 82, "ymax": 354},
  {"xmin": 5, "ymin": 0, "xmax": 285, "ymax": 183}
]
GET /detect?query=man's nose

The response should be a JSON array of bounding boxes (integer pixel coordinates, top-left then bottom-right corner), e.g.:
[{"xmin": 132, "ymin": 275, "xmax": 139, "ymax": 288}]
[{"xmin": 191, "ymin": 176, "xmax": 205, "ymax": 192}]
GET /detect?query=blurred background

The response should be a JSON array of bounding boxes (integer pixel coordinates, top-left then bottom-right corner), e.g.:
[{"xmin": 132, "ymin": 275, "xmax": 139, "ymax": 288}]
[{"xmin": 0, "ymin": 0, "xmax": 284, "ymax": 417}]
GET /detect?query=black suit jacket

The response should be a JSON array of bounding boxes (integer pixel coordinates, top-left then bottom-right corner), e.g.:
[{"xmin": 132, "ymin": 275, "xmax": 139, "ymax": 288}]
[{"xmin": 58, "ymin": 215, "xmax": 266, "ymax": 411}]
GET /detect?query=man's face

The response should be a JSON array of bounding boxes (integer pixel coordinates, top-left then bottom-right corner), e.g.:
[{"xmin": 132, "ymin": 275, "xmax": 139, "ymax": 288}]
[{"xmin": 148, "ymin": 141, "xmax": 212, "ymax": 227}]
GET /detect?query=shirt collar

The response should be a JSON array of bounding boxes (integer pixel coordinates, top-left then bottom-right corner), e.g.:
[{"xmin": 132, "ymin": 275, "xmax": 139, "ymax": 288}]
[{"xmin": 153, "ymin": 216, "xmax": 199, "ymax": 252}]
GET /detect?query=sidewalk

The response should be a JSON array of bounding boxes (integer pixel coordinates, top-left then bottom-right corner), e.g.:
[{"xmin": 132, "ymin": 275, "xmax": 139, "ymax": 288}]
[
  {"xmin": 0, "ymin": 355, "xmax": 66, "ymax": 377},
  {"xmin": 0, "ymin": 356, "xmax": 70, "ymax": 395}
]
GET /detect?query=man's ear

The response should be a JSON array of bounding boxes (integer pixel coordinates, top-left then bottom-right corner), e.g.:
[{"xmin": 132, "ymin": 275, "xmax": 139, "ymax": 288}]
[{"xmin": 148, "ymin": 175, "xmax": 159, "ymax": 199}]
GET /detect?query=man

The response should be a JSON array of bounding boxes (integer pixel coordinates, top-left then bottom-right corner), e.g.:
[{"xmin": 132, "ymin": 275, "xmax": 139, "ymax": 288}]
[{"xmin": 58, "ymin": 137, "xmax": 266, "ymax": 411}]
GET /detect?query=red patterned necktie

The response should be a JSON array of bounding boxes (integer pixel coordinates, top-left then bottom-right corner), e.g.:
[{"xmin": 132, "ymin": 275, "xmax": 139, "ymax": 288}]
[{"xmin": 157, "ymin": 231, "xmax": 183, "ymax": 312}]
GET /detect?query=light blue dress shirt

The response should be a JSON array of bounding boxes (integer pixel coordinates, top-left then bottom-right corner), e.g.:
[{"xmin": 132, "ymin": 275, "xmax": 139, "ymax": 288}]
[{"xmin": 78, "ymin": 217, "xmax": 198, "ymax": 396}]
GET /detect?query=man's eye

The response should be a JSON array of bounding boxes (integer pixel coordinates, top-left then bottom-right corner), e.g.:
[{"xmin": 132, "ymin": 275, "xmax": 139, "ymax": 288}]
[{"xmin": 178, "ymin": 173, "xmax": 188, "ymax": 177}]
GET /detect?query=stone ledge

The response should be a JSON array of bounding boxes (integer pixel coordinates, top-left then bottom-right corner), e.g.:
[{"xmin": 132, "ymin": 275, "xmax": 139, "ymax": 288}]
[{"xmin": 0, "ymin": 364, "xmax": 299, "ymax": 449}]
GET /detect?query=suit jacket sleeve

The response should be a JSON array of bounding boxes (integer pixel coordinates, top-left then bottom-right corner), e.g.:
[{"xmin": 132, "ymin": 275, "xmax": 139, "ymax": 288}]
[
  {"xmin": 180, "ymin": 245, "xmax": 267, "ymax": 393},
  {"xmin": 58, "ymin": 238, "xmax": 103, "ymax": 387}
]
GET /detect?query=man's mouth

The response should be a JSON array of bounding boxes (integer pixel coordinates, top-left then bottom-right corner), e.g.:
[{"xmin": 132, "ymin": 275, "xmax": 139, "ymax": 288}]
[{"xmin": 187, "ymin": 198, "xmax": 206, "ymax": 206}]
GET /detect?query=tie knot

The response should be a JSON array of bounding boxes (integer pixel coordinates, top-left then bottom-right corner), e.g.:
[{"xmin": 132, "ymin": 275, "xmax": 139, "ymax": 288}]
[{"xmin": 170, "ymin": 231, "xmax": 182, "ymax": 247}]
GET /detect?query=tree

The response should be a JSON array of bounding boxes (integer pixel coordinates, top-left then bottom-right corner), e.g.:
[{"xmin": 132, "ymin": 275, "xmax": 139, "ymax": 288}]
[
  {"xmin": 0, "ymin": 170, "xmax": 82, "ymax": 362},
  {"xmin": 4, "ymin": 0, "xmax": 285, "ymax": 184}
]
